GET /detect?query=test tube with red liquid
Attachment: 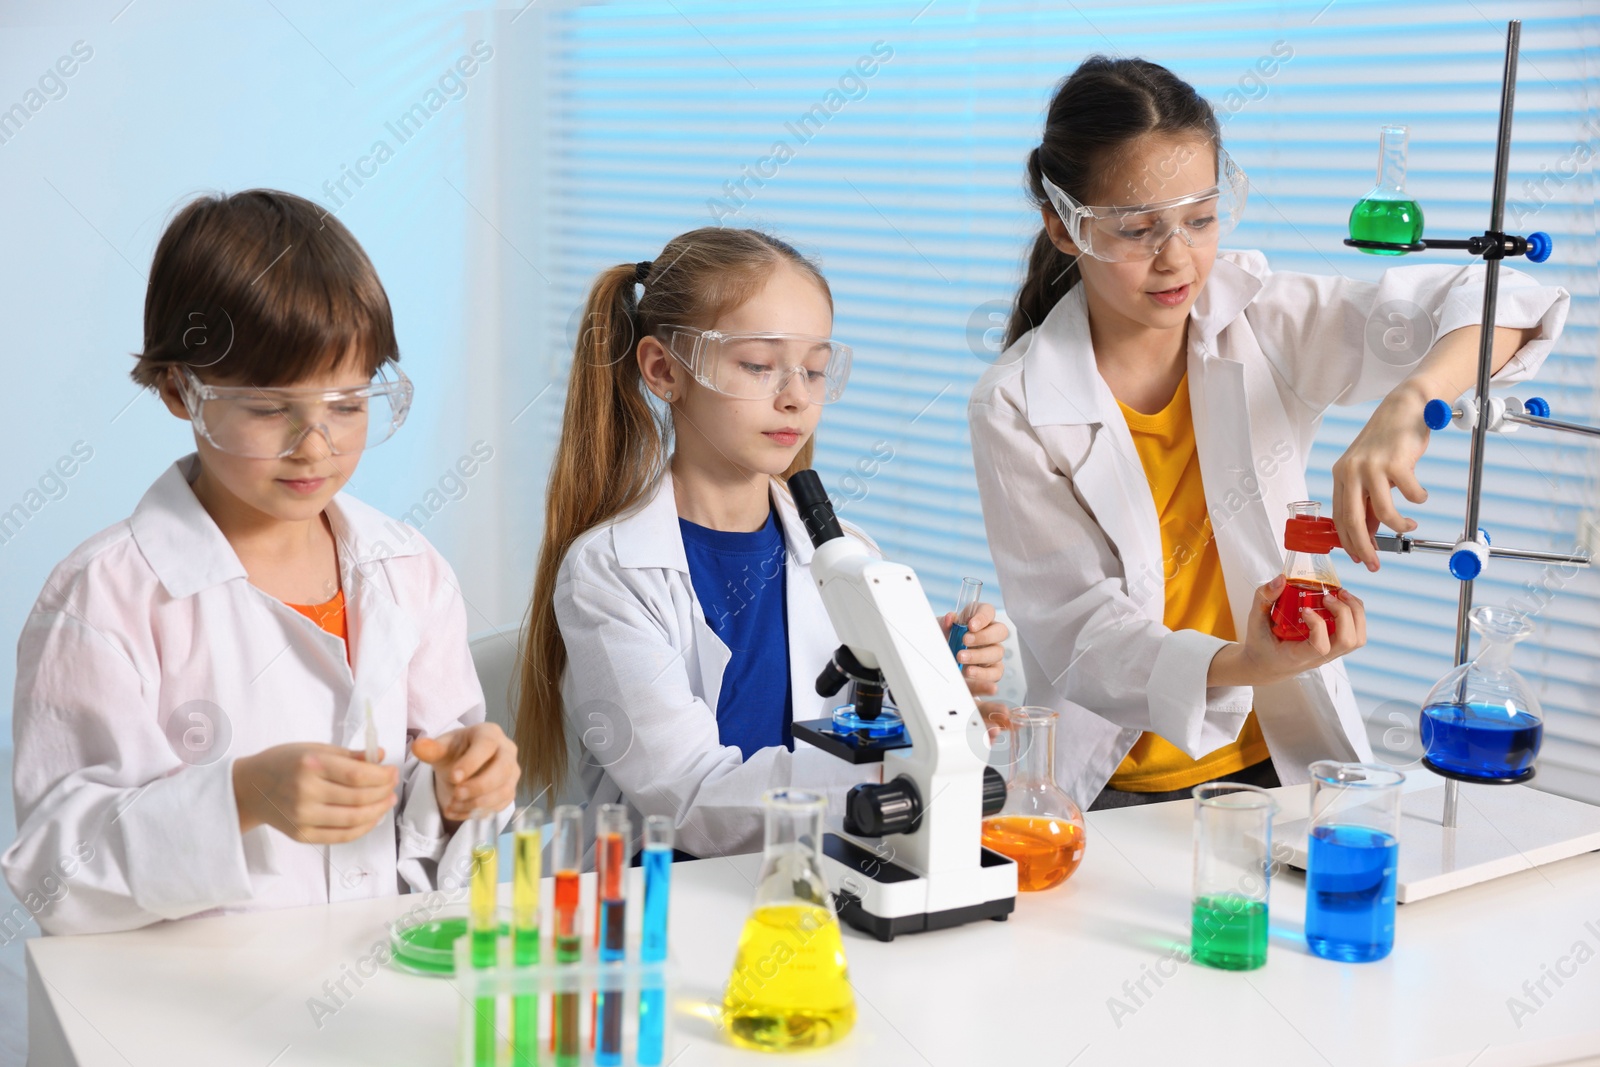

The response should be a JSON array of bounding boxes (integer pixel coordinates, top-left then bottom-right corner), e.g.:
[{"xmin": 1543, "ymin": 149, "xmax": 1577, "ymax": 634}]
[
  {"xmin": 593, "ymin": 804, "xmax": 630, "ymax": 1067},
  {"xmin": 551, "ymin": 804, "xmax": 583, "ymax": 1067}
]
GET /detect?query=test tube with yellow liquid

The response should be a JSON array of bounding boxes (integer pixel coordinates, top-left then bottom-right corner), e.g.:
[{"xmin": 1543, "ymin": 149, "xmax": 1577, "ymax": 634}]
[
  {"xmin": 468, "ymin": 812, "xmax": 499, "ymax": 1067},
  {"xmin": 509, "ymin": 806, "xmax": 541, "ymax": 1067},
  {"xmin": 722, "ymin": 789, "xmax": 854, "ymax": 1051}
]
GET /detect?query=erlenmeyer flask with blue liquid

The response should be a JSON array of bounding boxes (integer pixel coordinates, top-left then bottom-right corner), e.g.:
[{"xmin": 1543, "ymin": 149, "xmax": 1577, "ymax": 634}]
[{"xmin": 1419, "ymin": 606, "xmax": 1543, "ymax": 782}]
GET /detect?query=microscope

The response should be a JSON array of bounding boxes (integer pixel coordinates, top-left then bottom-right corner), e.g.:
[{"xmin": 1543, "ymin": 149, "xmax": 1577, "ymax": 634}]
[{"xmin": 787, "ymin": 470, "xmax": 1016, "ymax": 941}]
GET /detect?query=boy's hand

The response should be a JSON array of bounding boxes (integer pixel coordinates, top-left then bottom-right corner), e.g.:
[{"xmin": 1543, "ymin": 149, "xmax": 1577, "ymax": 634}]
[
  {"xmin": 412, "ymin": 722, "xmax": 519, "ymax": 825},
  {"xmin": 233, "ymin": 743, "xmax": 398, "ymax": 843},
  {"xmin": 940, "ymin": 602, "xmax": 1008, "ymax": 697}
]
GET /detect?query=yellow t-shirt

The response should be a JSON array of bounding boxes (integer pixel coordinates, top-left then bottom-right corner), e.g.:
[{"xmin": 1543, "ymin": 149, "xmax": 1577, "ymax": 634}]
[{"xmin": 1107, "ymin": 374, "xmax": 1269, "ymax": 792}]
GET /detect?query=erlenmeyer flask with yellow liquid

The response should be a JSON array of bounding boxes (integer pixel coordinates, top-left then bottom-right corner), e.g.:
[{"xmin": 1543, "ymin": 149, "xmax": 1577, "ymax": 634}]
[{"xmin": 722, "ymin": 788, "xmax": 854, "ymax": 1051}]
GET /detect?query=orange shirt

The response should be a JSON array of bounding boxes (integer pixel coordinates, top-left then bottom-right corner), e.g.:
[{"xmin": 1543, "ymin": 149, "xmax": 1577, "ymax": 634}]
[
  {"xmin": 287, "ymin": 588, "xmax": 349, "ymax": 663},
  {"xmin": 1108, "ymin": 375, "xmax": 1269, "ymax": 792}
]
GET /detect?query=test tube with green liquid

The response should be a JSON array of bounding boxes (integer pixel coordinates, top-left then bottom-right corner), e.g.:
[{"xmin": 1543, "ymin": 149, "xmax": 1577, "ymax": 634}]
[
  {"xmin": 510, "ymin": 806, "xmax": 542, "ymax": 1067},
  {"xmin": 468, "ymin": 812, "xmax": 499, "ymax": 1067},
  {"xmin": 1190, "ymin": 783, "xmax": 1276, "ymax": 970}
]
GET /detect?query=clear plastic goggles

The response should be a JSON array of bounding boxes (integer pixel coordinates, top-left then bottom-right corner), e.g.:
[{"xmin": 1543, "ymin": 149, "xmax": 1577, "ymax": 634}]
[
  {"xmin": 1041, "ymin": 149, "xmax": 1249, "ymax": 262},
  {"xmin": 173, "ymin": 364, "xmax": 413, "ymax": 459},
  {"xmin": 658, "ymin": 325, "xmax": 852, "ymax": 405}
]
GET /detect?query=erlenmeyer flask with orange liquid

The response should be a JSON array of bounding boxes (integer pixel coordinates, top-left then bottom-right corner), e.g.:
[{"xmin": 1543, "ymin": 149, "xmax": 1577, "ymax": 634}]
[
  {"xmin": 1269, "ymin": 501, "xmax": 1343, "ymax": 642},
  {"xmin": 722, "ymin": 789, "xmax": 854, "ymax": 1052},
  {"xmin": 981, "ymin": 707, "xmax": 1086, "ymax": 891}
]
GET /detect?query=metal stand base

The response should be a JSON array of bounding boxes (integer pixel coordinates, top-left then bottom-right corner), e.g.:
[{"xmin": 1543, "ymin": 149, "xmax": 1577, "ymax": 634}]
[{"xmin": 1278, "ymin": 783, "xmax": 1600, "ymax": 903}]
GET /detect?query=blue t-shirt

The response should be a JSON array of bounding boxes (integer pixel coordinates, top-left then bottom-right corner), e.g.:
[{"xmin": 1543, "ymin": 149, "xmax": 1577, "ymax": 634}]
[{"xmin": 678, "ymin": 509, "xmax": 792, "ymax": 760}]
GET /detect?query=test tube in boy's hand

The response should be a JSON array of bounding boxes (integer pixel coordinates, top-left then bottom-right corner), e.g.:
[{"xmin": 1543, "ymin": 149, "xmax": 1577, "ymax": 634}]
[
  {"xmin": 363, "ymin": 701, "xmax": 380, "ymax": 764},
  {"xmin": 947, "ymin": 577, "xmax": 983, "ymax": 671}
]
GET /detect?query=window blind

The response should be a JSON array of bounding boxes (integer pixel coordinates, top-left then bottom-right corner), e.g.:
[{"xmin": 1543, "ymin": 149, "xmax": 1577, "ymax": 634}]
[{"xmin": 517, "ymin": 0, "xmax": 1600, "ymax": 800}]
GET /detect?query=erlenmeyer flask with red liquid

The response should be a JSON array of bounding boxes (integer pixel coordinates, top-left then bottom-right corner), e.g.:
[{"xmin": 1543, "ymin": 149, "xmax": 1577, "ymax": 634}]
[{"xmin": 1269, "ymin": 501, "xmax": 1342, "ymax": 642}]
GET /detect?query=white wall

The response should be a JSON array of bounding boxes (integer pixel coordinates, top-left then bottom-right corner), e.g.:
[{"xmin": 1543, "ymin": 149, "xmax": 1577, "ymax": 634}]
[{"xmin": 0, "ymin": 1, "xmax": 530, "ymax": 748}]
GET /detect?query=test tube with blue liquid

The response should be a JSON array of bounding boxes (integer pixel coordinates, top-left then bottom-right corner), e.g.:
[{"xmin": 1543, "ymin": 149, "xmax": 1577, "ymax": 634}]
[
  {"xmin": 947, "ymin": 577, "xmax": 982, "ymax": 671},
  {"xmin": 594, "ymin": 804, "xmax": 630, "ymax": 1067},
  {"xmin": 637, "ymin": 815, "xmax": 674, "ymax": 1066},
  {"xmin": 1305, "ymin": 761, "xmax": 1403, "ymax": 963}
]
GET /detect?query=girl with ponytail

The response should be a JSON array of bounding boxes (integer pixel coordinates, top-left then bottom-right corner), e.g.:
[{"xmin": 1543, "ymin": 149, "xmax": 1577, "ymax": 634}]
[
  {"xmin": 970, "ymin": 56, "xmax": 1568, "ymax": 811},
  {"xmin": 518, "ymin": 227, "xmax": 1008, "ymax": 858}
]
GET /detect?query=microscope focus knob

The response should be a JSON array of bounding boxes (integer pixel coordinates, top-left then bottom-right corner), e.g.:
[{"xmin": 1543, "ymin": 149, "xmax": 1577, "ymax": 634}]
[
  {"xmin": 982, "ymin": 765, "xmax": 1007, "ymax": 817},
  {"xmin": 844, "ymin": 777, "xmax": 923, "ymax": 837}
]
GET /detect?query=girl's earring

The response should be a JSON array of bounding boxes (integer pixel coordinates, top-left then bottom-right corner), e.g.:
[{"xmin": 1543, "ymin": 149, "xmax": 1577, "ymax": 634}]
[{"xmin": 664, "ymin": 390, "xmax": 673, "ymax": 402}]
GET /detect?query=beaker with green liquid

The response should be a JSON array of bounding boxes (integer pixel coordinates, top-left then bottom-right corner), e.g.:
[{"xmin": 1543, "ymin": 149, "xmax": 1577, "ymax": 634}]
[
  {"xmin": 1191, "ymin": 782, "xmax": 1277, "ymax": 970},
  {"xmin": 1349, "ymin": 124, "xmax": 1424, "ymax": 252},
  {"xmin": 721, "ymin": 789, "xmax": 855, "ymax": 1051}
]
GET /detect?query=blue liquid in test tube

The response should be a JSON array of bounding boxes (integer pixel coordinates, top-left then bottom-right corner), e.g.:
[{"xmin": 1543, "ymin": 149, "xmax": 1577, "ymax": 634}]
[
  {"xmin": 948, "ymin": 577, "xmax": 982, "ymax": 672},
  {"xmin": 638, "ymin": 816, "xmax": 674, "ymax": 1066},
  {"xmin": 1306, "ymin": 824, "xmax": 1398, "ymax": 962}
]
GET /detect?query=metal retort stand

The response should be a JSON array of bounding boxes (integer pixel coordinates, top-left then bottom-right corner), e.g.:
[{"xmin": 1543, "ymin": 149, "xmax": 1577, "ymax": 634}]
[{"xmin": 1280, "ymin": 20, "xmax": 1600, "ymax": 902}]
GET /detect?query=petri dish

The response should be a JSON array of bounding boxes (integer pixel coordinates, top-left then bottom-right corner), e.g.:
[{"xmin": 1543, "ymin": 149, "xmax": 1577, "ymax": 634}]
[{"xmin": 389, "ymin": 907, "xmax": 510, "ymax": 977}]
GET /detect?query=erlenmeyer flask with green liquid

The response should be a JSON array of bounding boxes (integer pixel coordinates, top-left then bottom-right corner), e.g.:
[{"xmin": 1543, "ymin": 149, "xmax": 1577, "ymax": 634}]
[
  {"xmin": 1349, "ymin": 125, "xmax": 1424, "ymax": 253},
  {"xmin": 722, "ymin": 789, "xmax": 855, "ymax": 1051}
]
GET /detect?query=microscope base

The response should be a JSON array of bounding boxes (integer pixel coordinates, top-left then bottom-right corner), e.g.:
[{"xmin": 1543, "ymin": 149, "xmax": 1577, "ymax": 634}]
[{"xmin": 822, "ymin": 832, "xmax": 1017, "ymax": 942}]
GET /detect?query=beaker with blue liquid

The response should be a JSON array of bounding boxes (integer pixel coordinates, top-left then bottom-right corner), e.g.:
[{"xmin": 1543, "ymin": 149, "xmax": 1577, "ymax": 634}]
[
  {"xmin": 1420, "ymin": 606, "xmax": 1543, "ymax": 782},
  {"xmin": 1305, "ymin": 762, "xmax": 1403, "ymax": 963}
]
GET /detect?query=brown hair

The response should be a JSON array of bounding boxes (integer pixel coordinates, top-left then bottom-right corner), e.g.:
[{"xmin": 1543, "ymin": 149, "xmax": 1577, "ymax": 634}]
[
  {"xmin": 132, "ymin": 189, "xmax": 398, "ymax": 387},
  {"xmin": 515, "ymin": 227, "xmax": 832, "ymax": 795},
  {"xmin": 1007, "ymin": 56, "xmax": 1222, "ymax": 349}
]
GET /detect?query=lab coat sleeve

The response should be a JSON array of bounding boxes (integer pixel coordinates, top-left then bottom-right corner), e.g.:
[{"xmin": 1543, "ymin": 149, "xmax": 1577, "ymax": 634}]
[
  {"xmin": 4, "ymin": 595, "xmax": 253, "ymax": 935},
  {"xmin": 554, "ymin": 566, "xmax": 867, "ymax": 859},
  {"xmin": 1238, "ymin": 250, "xmax": 1569, "ymax": 411},
  {"xmin": 969, "ymin": 397, "xmax": 1253, "ymax": 757},
  {"xmin": 393, "ymin": 564, "xmax": 507, "ymax": 894}
]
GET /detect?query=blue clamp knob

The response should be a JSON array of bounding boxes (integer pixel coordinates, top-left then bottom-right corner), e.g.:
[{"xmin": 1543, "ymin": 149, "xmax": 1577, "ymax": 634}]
[
  {"xmin": 1423, "ymin": 398, "xmax": 1454, "ymax": 431},
  {"xmin": 1526, "ymin": 396, "xmax": 1550, "ymax": 418},
  {"xmin": 1449, "ymin": 549, "xmax": 1484, "ymax": 581},
  {"xmin": 1525, "ymin": 231, "xmax": 1553, "ymax": 263}
]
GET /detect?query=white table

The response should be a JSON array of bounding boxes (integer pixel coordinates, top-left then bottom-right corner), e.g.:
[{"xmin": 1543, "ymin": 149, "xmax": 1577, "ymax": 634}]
[{"xmin": 26, "ymin": 785, "xmax": 1600, "ymax": 1066}]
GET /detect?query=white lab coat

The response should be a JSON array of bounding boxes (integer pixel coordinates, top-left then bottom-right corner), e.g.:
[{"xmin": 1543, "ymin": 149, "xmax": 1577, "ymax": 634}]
[
  {"xmin": 4, "ymin": 455, "xmax": 501, "ymax": 935},
  {"xmin": 552, "ymin": 469, "xmax": 879, "ymax": 860},
  {"xmin": 969, "ymin": 250, "xmax": 1570, "ymax": 810}
]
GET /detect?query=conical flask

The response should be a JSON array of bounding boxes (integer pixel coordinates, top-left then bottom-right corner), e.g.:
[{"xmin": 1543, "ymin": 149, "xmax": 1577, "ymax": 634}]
[
  {"xmin": 1420, "ymin": 606, "xmax": 1543, "ymax": 782},
  {"xmin": 1349, "ymin": 124, "xmax": 1425, "ymax": 253},
  {"xmin": 980, "ymin": 707, "xmax": 1086, "ymax": 891},
  {"xmin": 722, "ymin": 789, "xmax": 855, "ymax": 1051},
  {"xmin": 1270, "ymin": 501, "xmax": 1343, "ymax": 642}
]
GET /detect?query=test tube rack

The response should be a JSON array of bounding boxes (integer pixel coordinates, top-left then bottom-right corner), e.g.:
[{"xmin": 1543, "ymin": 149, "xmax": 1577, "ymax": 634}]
[
  {"xmin": 451, "ymin": 913, "xmax": 678, "ymax": 1067},
  {"xmin": 1279, "ymin": 19, "xmax": 1600, "ymax": 901}
]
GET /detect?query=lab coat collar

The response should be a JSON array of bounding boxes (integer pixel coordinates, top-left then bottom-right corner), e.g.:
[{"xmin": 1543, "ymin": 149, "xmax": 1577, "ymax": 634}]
[
  {"xmin": 130, "ymin": 454, "xmax": 426, "ymax": 601},
  {"xmin": 610, "ymin": 466, "xmax": 814, "ymax": 572},
  {"xmin": 1021, "ymin": 251, "xmax": 1264, "ymax": 429}
]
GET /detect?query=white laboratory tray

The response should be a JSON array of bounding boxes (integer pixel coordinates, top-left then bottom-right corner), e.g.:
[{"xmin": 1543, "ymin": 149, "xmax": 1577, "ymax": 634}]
[{"xmin": 1277, "ymin": 782, "xmax": 1600, "ymax": 903}]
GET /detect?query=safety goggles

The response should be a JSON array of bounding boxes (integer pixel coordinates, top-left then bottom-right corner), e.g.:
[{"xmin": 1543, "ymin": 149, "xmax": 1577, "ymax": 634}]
[
  {"xmin": 658, "ymin": 325, "xmax": 852, "ymax": 405},
  {"xmin": 173, "ymin": 364, "xmax": 413, "ymax": 459},
  {"xmin": 1040, "ymin": 149, "xmax": 1249, "ymax": 262}
]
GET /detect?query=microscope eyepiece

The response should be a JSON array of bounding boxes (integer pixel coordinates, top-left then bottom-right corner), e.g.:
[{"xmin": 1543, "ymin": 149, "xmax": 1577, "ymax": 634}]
[{"xmin": 787, "ymin": 469, "xmax": 844, "ymax": 548}]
